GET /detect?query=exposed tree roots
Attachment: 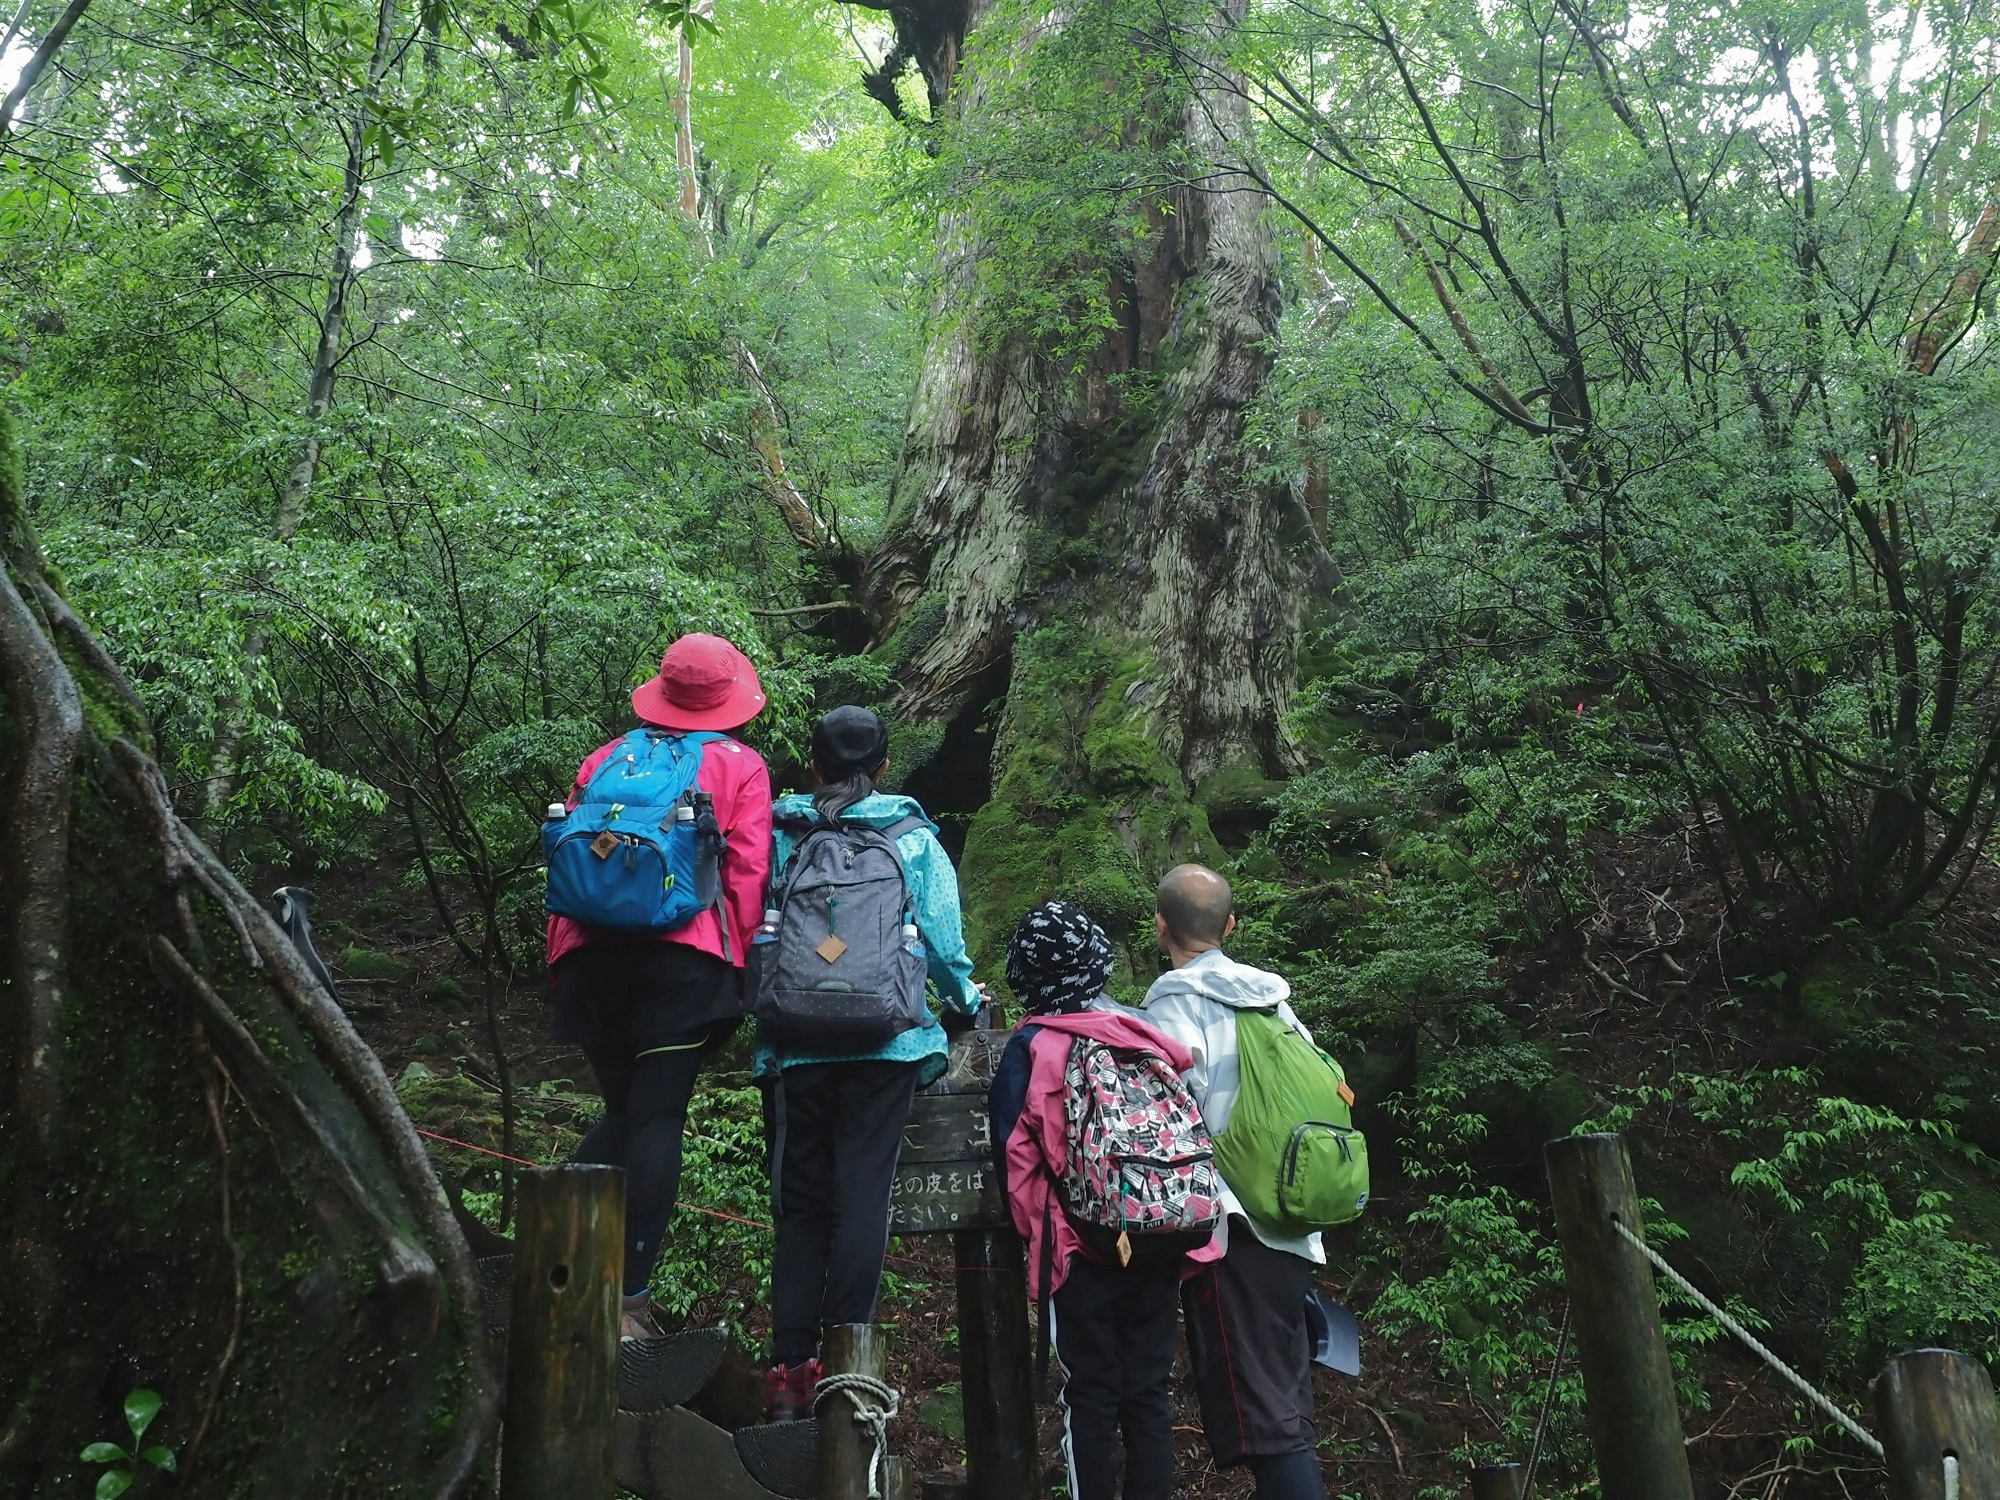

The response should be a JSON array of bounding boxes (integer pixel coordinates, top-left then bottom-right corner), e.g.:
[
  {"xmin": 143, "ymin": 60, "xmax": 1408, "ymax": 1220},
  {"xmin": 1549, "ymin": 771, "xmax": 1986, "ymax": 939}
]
[{"xmin": 1, "ymin": 477, "xmax": 494, "ymax": 1492}]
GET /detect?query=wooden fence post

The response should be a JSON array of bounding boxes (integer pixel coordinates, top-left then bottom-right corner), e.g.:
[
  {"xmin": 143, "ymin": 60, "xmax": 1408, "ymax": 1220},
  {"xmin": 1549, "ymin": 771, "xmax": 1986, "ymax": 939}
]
[
  {"xmin": 501, "ymin": 1163, "xmax": 622, "ymax": 1500},
  {"xmin": 1876, "ymin": 1348, "xmax": 2000, "ymax": 1500},
  {"xmin": 822, "ymin": 1322, "xmax": 890, "ymax": 1500},
  {"xmin": 1544, "ymin": 1133, "xmax": 1694, "ymax": 1500},
  {"xmin": 955, "ymin": 1229, "xmax": 1039, "ymax": 1500},
  {"xmin": 1470, "ymin": 1462, "xmax": 1527, "ymax": 1500}
]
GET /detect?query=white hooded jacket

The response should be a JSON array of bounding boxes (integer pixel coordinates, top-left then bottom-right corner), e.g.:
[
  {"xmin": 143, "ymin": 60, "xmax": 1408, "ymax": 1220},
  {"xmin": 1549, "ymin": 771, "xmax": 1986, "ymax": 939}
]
[{"xmin": 1136, "ymin": 948, "xmax": 1326, "ymax": 1264}]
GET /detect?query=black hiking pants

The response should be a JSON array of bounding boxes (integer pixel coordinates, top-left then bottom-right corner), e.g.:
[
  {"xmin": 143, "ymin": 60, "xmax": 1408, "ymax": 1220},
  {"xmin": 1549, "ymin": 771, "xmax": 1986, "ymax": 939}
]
[
  {"xmin": 1051, "ymin": 1252, "xmax": 1181, "ymax": 1500},
  {"xmin": 556, "ymin": 941, "xmax": 741, "ymax": 1297},
  {"xmin": 768, "ymin": 1059, "xmax": 921, "ymax": 1364},
  {"xmin": 1182, "ymin": 1221, "xmax": 1319, "ymax": 1468}
]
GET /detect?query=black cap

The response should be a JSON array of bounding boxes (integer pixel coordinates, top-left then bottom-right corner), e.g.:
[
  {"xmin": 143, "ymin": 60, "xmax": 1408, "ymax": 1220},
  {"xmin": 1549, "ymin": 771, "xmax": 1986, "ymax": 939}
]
[{"xmin": 811, "ymin": 705, "xmax": 889, "ymax": 778}]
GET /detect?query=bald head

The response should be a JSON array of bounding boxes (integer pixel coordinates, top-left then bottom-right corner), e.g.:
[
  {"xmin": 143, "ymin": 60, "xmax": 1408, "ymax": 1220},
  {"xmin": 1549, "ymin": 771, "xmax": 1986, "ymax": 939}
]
[{"xmin": 1157, "ymin": 863, "xmax": 1234, "ymax": 952}]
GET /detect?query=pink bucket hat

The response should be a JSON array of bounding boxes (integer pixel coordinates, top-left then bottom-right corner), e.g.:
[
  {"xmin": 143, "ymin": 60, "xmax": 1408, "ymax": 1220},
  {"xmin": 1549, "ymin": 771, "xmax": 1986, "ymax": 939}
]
[{"xmin": 631, "ymin": 633, "xmax": 766, "ymax": 732}]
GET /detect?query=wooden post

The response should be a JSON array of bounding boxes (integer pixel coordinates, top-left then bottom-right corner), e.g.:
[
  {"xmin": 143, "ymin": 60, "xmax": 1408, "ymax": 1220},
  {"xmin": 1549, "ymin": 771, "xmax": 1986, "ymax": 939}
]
[
  {"xmin": 955, "ymin": 1229, "xmax": 1039, "ymax": 1500},
  {"xmin": 1876, "ymin": 1348, "xmax": 2000, "ymax": 1500},
  {"xmin": 1544, "ymin": 1134, "xmax": 1694, "ymax": 1500},
  {"xmin": 1470, "ymin": 1463, "xmax": 1526, "ymax": 1500},
  {"xmin": 822, "ymin": 1323, "xmax": 890, "ymax": 1500},
  {"xmin": 501, "ymin": 1164, "xmax": 622, "ymax": 1500}
]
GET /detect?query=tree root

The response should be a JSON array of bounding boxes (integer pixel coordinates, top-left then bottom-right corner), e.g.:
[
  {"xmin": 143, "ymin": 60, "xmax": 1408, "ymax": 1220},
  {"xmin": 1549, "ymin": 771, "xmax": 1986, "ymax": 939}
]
[
  {"xmin": 0, "ymin": 561, "xmax": 81, "ymax": 1160},
  {"xmin": 2, "ymin": 535, "xmax": 495, "ymax": 1495}
]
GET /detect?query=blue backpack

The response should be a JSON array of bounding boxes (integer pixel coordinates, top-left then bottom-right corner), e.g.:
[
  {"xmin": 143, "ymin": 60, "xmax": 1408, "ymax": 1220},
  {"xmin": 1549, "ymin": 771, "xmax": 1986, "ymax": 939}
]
[{"xmin": 543, "ymin": 730, "xmax": 730, "ymax": 941}]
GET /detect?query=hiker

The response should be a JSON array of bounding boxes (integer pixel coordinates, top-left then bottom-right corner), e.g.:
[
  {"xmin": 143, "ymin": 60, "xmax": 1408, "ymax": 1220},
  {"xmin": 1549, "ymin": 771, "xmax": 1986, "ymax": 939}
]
[
  {"xmin": 543, "ymin": 632, "xmax": 773, "ymax": 1342},
  {"xmin": 988, "ymin": 900, "xmax": 1222, "ymax": 1500},
  {"xmin": 1139, "ymin": 864, "xmax": 1349, "ymax": 1500},
  {"xmin": 755, "ymin": 705, "xmax": 982, "ymax": 1420}
]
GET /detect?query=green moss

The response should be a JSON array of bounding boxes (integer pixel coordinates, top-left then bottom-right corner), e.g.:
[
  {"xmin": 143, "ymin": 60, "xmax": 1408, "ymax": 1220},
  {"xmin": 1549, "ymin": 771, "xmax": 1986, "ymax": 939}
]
[
  {"xmin": 890, "ymin": 592, "xmax": 948, "ymax": 680},
  {"xmin": 422, "ymin": 976, "xmax": 467, "ymax": 1007},
  {"xmin": 958, "ymin": 627, "xmax": 1233, "ymax": 994},
  {"xmin": 337, "ymin": 946, "xmax": 415, "ymax": 983},
  {"xmin": 884, "ymin": 715, "xmax": 946, "ymax": 790}
]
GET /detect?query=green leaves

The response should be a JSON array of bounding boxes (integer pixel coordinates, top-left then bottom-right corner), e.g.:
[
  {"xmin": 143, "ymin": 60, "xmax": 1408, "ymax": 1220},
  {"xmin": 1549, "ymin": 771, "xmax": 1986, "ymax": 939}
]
[
  {"xmin": 81, "ymin": 1390, "xmax": 174, "ymax": 1499},
  {"xmin": 640, "ymin": 0, "xmax": 717, "ymax": 41}
]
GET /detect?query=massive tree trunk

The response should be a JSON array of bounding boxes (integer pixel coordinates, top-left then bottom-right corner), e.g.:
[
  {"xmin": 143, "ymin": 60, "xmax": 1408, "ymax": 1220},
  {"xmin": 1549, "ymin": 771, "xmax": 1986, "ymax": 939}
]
[
  {"xmin": 857, "ymin": 0, "xmax": 1308, "ymax": 965},
  {"xmin": 0, "ymin": 407, "xmax": 493, "ymax": 1493}
]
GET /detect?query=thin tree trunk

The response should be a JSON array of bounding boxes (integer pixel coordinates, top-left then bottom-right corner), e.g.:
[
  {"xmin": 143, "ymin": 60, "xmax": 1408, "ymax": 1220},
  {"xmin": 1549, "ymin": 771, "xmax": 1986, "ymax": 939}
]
[
  {"xmin": 673, "ymin": 18, "xmax": 702, "ymax": 219},
  {"xmin": 204, "ymin": 0, "xmax": 399, "ymax": 827},
  {"xmin": 667, "ymin": 15, "xmax": 834, "ymax": 554},
  {"xmin": 0, "ymin": 0, "xmax": 95, "ymax": 134}
]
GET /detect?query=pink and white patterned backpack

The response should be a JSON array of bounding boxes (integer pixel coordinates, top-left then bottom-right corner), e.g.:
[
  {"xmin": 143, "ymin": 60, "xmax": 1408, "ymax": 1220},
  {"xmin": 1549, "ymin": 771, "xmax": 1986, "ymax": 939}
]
[{"xmin": 1059, "ymin": 1038, "xmax": 1223, "ymax": 1265}]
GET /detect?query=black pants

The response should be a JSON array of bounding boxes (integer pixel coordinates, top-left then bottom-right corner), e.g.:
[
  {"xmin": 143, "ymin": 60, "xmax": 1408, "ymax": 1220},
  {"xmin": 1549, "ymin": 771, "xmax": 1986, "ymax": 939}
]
[
  {"xmin": 1051, "ymin": 1253, "xmax": 1180, "ymax": 1500},
  {"xmin": 769, "ymin": 1059, "xmax": 921, "ymax": 1364},
  {"xmin": 1182, "ymin": 1221, "xmax": 1317, "ymax": 1466},
  {"xmin": 555, "ymin": 942, "xmax": 740, "ymax": 1296},
  {"xmin": 573, "ymin": 1041, "xmax": 708, "ymax": 1296}
]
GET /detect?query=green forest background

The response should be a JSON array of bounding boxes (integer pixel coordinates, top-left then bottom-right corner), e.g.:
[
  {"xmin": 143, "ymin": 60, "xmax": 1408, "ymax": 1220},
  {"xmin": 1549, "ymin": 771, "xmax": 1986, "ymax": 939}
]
[{"xmin": 4, "ymin": 0, "xmax": 2000, "ymax": 1487}]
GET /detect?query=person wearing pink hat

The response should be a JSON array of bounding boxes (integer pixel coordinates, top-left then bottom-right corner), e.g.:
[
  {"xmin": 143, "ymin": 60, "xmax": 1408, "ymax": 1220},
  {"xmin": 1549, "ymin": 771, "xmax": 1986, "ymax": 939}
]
[{"xmin": 546, "ymin": 632, "xmax": 773, "ymax": 1340}]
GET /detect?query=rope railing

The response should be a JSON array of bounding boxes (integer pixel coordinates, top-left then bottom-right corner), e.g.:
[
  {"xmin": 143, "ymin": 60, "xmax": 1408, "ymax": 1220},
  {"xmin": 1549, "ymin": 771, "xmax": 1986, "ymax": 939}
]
[
  {"xmin": 1610, "ymin": 1218, "xmax": 1884, "ymax": 1459},
  {"xmin": 1541, "ymin": 1133, "xmax": 1999, "ymax": 1500}
]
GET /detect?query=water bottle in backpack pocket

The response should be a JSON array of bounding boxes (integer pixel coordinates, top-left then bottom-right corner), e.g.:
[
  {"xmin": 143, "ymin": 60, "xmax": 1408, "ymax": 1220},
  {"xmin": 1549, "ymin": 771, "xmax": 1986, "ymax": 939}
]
[
  {"xmin": 543, "ymin": 730, "xmax": 727, "ymax": 934},
  {"xmin": 752, "ymin": 813, "xmax": 931, "ymax": 1051}
]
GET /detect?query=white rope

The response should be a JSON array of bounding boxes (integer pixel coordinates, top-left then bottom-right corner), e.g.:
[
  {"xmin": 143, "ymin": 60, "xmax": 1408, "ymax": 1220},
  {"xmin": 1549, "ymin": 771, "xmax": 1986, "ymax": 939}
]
[
  {"xmin": 1945, "ymin": 1454, "xmax": 1960, "ymax": 1500},
  {"xmin": 1611, "ymin": 1219, "xmax": 1884, "ymax": 1459},
  {"xmin": 814, "ymin": 1372, "xmax": 902, "ymax": 1499}
]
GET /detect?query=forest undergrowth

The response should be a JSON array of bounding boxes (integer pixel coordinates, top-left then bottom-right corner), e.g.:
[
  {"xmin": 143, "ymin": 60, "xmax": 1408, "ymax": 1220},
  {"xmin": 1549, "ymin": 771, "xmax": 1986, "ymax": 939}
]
[{"xmin": 307, "ymin": 681, "xmax": 2000, "ymax": 1499}]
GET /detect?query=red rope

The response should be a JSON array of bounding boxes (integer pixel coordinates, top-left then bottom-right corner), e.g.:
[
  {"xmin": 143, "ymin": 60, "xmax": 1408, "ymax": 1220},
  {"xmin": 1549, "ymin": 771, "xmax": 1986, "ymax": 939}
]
[
  {"xmin": 417, "ymin": 1127, "xmax": 778, "ymax": 1231},
  {"xmin": 413, "ymin": 1126, "xmax": 928, "ymax": 1263}
]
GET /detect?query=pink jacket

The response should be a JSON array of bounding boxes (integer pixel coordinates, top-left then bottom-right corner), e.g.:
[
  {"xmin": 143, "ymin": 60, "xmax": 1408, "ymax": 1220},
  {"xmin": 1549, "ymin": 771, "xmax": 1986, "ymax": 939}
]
[
  {"xmin": 545, "ymin": 733, "xmax": 773, "ymax": 969},
  {"xmin": 996, "ymin": 1009, "xmax": 1223, "ymax": 1300}
]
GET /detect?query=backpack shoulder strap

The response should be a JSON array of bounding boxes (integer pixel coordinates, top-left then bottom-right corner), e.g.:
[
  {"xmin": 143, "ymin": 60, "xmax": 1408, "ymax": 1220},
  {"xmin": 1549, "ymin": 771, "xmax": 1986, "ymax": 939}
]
[{"xmin": 881, "ymin": 812, "xmax": 928, "ymax": 842}]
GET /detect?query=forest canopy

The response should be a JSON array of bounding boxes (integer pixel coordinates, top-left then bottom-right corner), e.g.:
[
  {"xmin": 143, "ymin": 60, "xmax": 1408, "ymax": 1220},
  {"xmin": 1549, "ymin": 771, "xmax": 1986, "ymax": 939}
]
[{"xmin": 4, "ymin": 0, "xmax": 2000, "ymax": 1485}]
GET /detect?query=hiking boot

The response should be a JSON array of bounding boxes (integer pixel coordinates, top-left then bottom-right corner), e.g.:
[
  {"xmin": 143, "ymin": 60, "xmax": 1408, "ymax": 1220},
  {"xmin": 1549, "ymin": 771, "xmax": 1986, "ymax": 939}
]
[
  {"xmin": 763, "ymin": 1358, "xmax": 821, "ymax": 1423},
  {"xmin": 620, "ymin": 1290, "xmax": 659, "ymax": 1343}
]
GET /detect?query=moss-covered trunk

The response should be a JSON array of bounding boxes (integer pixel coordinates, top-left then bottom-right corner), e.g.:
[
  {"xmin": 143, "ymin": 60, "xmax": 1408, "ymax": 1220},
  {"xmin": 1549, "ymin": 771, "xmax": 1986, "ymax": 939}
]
[
  {"xmin": 861, "ymin": 0, "xmax": 1308, "ymax": 969},
  {"xmin": 0, "ymin": 407, "xmax": 493, "ymax": 1496}
]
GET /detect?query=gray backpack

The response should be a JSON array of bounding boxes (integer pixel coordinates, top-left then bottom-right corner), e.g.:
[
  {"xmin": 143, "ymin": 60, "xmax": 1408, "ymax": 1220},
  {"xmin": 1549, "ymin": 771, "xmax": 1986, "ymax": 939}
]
[{"xmin": 753, "ymin": 812, "xmax": 931, "ymax": 1051}]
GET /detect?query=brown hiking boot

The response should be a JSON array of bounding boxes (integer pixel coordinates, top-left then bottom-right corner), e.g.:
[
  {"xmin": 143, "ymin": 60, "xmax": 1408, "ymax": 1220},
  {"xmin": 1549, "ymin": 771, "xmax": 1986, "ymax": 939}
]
[{"xmin": 763, "ymin": 1358, "xmax": 821, "ymax": 1423}]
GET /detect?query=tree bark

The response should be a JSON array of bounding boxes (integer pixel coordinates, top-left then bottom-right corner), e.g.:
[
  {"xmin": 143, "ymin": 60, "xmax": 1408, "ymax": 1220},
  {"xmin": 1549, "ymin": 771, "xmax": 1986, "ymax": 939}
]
[
  {"xmin": 0, "ymin": 406, "xmax": 494, "ymax": 1494},
  {"xmin": 857, "ymin": 0, "xmax": 1306, "ymax": 956}
]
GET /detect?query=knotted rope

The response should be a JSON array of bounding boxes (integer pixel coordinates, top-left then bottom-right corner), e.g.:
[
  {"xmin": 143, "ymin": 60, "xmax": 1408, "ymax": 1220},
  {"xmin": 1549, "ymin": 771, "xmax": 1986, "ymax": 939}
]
[{"xmin": 814, "ymin": 1372, "xmax": 902, "ymax": 1499}]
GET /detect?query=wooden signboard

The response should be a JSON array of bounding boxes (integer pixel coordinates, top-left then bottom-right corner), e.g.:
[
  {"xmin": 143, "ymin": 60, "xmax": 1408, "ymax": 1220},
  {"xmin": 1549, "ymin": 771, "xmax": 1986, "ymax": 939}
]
[
  {"xmin": 889, "ymin": 1027, "xmax": 1011, "ymax": 1236},
  {"xmin": 888, "ymin": 1024, "xmax": 1040, "ymax": 1500}
]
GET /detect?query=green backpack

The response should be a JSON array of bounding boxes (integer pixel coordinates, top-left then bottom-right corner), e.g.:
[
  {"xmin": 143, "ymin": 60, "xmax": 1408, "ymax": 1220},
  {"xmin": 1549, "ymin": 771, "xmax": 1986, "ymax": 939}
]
[{"xmin": 1212, "ymin": 1008, "xmax": 1370, "ymax": 1235}]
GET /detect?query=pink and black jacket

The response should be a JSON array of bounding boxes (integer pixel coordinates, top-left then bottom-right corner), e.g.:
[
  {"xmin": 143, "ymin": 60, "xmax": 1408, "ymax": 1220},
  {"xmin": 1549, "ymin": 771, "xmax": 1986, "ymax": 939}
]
[{"xmin": 988, "ymin": 1008, "xmax": 1223, "ymax": 1301}]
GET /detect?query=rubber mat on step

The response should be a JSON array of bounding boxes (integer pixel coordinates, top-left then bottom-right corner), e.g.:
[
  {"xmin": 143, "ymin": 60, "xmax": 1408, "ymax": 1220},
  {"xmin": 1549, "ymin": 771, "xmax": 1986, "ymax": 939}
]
[
  {"xmin": 734, "ymin": 1417, "xmax": 820, "ymax": 1498},
  {"xmin": 619, "ymin": 1325, "xmax": 730, "ymax": 1412}
]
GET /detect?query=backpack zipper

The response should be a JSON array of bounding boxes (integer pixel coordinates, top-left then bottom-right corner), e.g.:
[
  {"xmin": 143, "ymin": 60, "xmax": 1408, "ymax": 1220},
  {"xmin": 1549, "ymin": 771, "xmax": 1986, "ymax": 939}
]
[{"xmin": 1281, "ymin": 1121, "xmax": 1359, "ymax": 1188}]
